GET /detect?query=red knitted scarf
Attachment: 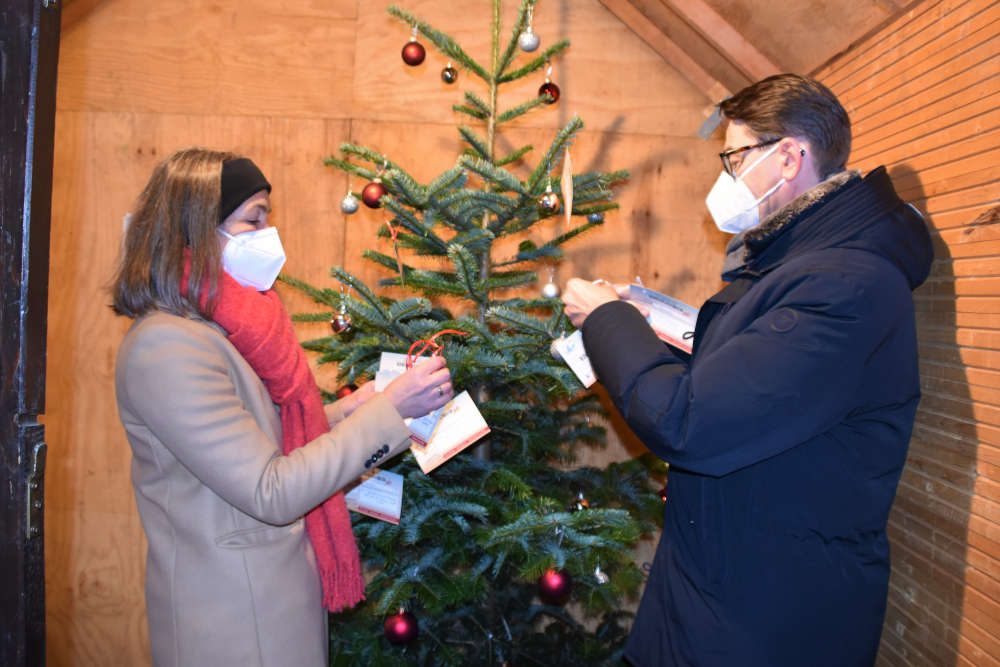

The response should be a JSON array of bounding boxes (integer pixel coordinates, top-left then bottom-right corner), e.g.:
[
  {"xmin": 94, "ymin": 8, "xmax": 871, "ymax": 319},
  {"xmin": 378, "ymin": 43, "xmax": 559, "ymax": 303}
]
[{"xmin": 182, "ymin": 257, "xmax": 364, "ymax": 612}]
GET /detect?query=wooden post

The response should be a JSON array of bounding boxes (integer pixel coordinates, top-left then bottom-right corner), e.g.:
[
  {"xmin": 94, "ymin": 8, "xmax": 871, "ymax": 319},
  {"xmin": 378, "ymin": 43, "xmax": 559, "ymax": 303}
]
[{"xmin": 0, "ymin": 0, "xmax": 61, "ymax": 665}]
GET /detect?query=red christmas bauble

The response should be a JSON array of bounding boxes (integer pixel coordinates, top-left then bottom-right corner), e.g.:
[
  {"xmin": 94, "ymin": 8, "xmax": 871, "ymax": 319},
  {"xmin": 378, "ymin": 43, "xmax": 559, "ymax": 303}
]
[
  {"xmin": 401, "ymin": 40, "xmax": 426, "ymax": 66},
  {"xmin": 537, "ymin": 568, "xmax": 573, "ymax": 605},
  {"xmin": 384, "ymin": 610, "xmax": 419, "ymax": 645},
  {"xmin": 335, "ymin": 384, "xmax": 356, "ymax": 399},
  {"xmin": 659, "ymin": 485, "xmax": 668, "ymax": 503},
  {"xmin": 362, "ymin": 180, "xmax": 387, "ymax": 208},
  {"xmin": 538, "ymin": 81, "xmax": 560, "ymax": 104}
]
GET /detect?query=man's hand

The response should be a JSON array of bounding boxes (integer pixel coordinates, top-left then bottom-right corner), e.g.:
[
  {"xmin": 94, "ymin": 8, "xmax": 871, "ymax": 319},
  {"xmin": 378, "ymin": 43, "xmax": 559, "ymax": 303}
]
[{"xmin": 561, "ymin": 278, "xmax": 621, "ymax": 328}]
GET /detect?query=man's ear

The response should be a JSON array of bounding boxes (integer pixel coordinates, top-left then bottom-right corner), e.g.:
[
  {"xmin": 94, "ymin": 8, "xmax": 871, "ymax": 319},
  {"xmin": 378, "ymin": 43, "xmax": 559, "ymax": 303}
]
[{"xmin": 778, "ymin": 138, "xmax": 812, "ymax": 184}]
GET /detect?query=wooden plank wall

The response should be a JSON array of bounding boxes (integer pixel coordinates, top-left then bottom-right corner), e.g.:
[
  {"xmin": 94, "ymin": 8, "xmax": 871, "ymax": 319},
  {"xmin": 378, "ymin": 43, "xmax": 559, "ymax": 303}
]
[
  {"xmin": 46, "ymin": 0, "xmax": 725, "ymax": 664},
  {"xmin": 815, "ymin": 1, "xmax": 1000, "ymax": 665}
]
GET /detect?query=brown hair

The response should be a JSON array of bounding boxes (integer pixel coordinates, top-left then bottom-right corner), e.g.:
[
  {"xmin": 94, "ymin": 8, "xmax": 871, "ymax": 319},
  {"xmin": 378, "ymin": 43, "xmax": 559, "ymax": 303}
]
[
  {"xmin": 720, "ymin": 74, "xmax": 851, "ymax": 179},
  {"xmin": 111, "ymin": 147, "xmax": 239, "ymax": 319}
]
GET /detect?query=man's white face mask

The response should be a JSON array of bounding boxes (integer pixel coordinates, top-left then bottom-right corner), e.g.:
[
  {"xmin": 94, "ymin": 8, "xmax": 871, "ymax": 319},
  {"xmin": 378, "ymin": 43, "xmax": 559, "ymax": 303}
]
[
  {"xmin": 218, "ymin": 227, "xmax": 286, "ymax": 291},
  {"xmin": 705, "ymin": 143, "xmax": 785, "ymax": 234}
]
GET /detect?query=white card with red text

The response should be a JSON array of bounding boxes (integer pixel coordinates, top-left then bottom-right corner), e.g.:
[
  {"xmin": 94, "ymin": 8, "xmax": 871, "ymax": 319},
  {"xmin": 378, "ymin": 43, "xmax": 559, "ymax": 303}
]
[
  {"xmin": 344, "ymin": 468, "xmax": 404, "ymax": 525},
  {"xmin": 411, "ymin": 390, "xmax": 491, "ymax": 474}
]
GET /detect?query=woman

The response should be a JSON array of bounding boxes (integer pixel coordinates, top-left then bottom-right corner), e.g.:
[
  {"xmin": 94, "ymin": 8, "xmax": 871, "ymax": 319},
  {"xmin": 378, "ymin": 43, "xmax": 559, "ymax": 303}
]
[{"xmin": 111, "ymin": 148, "xmax": 452, "ymax": 666}]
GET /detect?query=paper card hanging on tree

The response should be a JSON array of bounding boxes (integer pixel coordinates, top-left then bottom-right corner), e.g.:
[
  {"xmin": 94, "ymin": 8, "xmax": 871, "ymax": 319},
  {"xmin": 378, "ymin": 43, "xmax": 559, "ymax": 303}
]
[
  {"xmin": 345, "ymin": 468, "xmax": 404, "ymax": 525},
  {"xmin": 374, "ymin": 352, "xmax": 445, "ymax": 446},
  {"xmin": 553, "ymin": 330, "xmax": 596, "ymax": 388},
  {"xmin": 411, "ymin": 390, "xmax": 491, "ymax": 474}
]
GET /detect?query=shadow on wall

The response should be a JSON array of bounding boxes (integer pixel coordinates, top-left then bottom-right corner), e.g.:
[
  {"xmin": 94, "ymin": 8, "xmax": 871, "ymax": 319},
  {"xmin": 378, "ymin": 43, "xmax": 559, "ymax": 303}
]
[{"xmin": 877, "ymin": 164, "xmax": 975, "ymax": 667}]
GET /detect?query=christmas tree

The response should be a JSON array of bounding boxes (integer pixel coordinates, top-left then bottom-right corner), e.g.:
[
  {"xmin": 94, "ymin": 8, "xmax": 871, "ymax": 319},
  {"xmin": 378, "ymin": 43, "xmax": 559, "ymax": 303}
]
[{"xmin": 285, "ymin": 2, "xmax": 665, "ymax": 664}]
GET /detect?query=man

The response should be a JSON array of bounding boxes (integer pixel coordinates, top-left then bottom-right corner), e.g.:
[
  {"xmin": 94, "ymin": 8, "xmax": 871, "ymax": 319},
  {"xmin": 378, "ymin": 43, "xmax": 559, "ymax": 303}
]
[{"xmin": 561, "ymin": 74, "xmax": 932, "ymax": 666}]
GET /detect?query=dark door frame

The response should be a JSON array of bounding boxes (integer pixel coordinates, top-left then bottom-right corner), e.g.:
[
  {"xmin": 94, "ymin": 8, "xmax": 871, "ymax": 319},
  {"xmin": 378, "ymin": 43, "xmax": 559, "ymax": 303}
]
[{"xmin": 1, "ymin": 0, "xmax": 61, "ymax": 665}]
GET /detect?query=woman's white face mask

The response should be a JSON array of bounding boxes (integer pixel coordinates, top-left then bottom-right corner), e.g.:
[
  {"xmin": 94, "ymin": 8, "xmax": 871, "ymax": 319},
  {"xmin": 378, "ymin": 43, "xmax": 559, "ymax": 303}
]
[
  {"xmin": 705, "ymin": 143, "xmax": 785, "ymax": 234},
  {"xmin": 218, "ymin": 227, "xmax": 286, "ymax": 290}
]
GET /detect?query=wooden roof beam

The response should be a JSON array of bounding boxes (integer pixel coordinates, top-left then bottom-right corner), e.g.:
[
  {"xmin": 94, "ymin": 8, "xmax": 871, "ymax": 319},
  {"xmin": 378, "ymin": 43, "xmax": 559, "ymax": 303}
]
[
  {"xmin": 597, "ymin": 0, "xmax": 730, "ymax": 102},
  {"xmin": 661, "ymin": 0, "xmax": 781, "ymax": 82}
]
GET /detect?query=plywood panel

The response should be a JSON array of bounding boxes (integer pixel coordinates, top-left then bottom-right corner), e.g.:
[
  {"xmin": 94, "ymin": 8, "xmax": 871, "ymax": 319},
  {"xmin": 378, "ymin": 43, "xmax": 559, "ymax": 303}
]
[{"xmin": 57, "ymin": 0, "xmax": 359, "ymax": 118}]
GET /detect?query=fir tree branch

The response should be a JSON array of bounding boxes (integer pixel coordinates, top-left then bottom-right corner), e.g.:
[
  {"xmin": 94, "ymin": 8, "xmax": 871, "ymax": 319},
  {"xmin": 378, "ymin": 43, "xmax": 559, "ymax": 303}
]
[
  {"xmin": 494, "ymin": 0, "xmax": 535, "ymax": 77},
  {"xmin": 452, "ymin": 104, "xmax": 489, "ymax": 121},
  {"xmin": 459, "ymin": 156, "xmax": 527, "ymax": 195},
  {"xmin": 497, "ymin": 95, "xmax": 550, "ymax": 124},
  {"xmin": 483, "ymin": 270, "xmax": 537, "ymax": 291},
  {"xmin": 278, "ymin": 274, "xmax": 338, "ymax": 307},
  {"xmin": 486, "ymin": 306, "xmax": 551, "ymax": 336},
  {"xmin": 450, "ymin": 227, "xmax": 496, "ymax": 255},
  {"xmin": 495, "ymin": 144, "xmax": 533, "ymax": 167},
  {"xmin": 492, "ymin": 243, "xmax": 562, "ymax": 267},
  {"xmin": 462, "ymin": 91, "xmax": 493, "ymax": 118},
  {"xmin": 458, "ymin": 126, "xmax": 491, "ymax": 161},
  {"xmin": 427, "ymin": 165, "xmax": 467, "ymax": 198},
  {"xmin": 497, "ymin": 39, "xmax": 570, "ymax": 83},
  {"xmin": 527, "ymin": 116, "xmax": 584, "ymax": 193},
  {"xmin": 334, "ymin": 144, "xmax": 399, "ymax": 174},
  {"xmin": 388, "ymin": 5, "xmax": 492, "ymax": 82},
  {"xmin": 448, "ymin": 243, "xmax": 486, "ymax": 304},
  {"xmin": 383, "ymin": 169, "xmax": 426, "ymax": 208}
]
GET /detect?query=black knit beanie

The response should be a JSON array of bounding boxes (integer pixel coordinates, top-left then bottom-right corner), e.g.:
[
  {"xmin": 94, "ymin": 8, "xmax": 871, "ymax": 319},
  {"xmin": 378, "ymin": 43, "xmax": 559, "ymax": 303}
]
[{"xmin": 219, "ymin": 158, "xmax": 271, "ymax": 222}]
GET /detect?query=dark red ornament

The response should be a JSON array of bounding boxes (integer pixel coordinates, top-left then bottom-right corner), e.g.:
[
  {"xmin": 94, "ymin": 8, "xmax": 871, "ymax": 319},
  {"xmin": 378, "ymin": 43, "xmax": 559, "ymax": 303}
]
[
  {"xmin": 384, "ymin": 610, "xmax": 419, "ymax": 645},
  {"xmin": 538, "ymin": 81, "xmax": 560, "ymax": 104},
  {"xmin": 335, "ymin": 384, "xmax": 357, "ymax": 399},
  {"xmin": 401, "ymin": 40, "xmax": 426, "ymax": 66},
  {"xmin": 659, "ymin": 485, "xmax": 668, "ymax": 503},
  {"xmin": 362, "ymin": 180, "xmax": 387, "ymax": 208},
  {"xmin": 537, "ymin": 568, "xmax": 573, "ymax": 605}
]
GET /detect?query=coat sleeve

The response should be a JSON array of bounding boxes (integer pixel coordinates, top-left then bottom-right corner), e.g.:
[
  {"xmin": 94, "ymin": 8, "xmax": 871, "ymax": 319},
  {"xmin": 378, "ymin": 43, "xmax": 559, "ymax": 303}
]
[
  {"xmin": 582, "ymin": 263, "xmax": 907, "ymax": 477},
  {"xmin": 118, "ymin": 321, "xmax": 412, "ymax": 525}
]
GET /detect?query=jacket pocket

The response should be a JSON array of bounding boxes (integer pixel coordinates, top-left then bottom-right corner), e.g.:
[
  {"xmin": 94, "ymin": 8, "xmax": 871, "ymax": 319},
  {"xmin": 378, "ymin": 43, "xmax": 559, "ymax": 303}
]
[{"xmin": 215, "ymin": 521, "xmax": 303, "ymax": 549}]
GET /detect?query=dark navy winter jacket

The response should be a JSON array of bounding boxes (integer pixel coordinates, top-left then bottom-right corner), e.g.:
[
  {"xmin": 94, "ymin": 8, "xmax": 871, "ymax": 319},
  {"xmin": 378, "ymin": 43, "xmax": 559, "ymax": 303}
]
[{"xmin": 582, "ymin": 168, "xmax": 933, "ymax": 667}]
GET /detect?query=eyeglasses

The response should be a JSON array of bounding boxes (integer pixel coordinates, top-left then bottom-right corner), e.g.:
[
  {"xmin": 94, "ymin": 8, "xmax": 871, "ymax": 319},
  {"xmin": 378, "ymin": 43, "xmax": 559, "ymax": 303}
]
[{"xmin": 719, "ymin": 139, "xmax": 780, "ymax": 177}]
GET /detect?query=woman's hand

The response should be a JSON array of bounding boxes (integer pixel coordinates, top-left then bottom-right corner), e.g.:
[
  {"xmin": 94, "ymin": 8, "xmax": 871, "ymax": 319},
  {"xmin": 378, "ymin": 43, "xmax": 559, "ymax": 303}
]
[
  {"xmin": 383, "ymin": 356, "xmax": 454, "ymax": 419},
  {"xmin": 335, "ymin": 381, "xmax": 377, "ymax": 418}
]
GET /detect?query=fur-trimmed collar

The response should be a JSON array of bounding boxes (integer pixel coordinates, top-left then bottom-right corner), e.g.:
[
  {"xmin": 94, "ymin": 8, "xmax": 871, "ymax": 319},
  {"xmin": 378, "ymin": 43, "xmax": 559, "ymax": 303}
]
[
  {"xmin": 744, "ymin": 170, "xmax": 859, "ymax": 245},
  {"xmin": 721, "ymin": 171, "xmax": 858, "ymax": 280}
]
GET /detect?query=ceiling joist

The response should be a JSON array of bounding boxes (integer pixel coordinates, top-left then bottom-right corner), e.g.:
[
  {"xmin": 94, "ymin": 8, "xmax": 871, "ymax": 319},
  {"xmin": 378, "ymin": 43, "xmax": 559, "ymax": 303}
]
[
  {"xmin": 597, "ymin": 0, "xmax": 731, "ymax": 102},
  {"xmin": 662, "ymin": 0, "xmax": 781, "ymax": 81}
]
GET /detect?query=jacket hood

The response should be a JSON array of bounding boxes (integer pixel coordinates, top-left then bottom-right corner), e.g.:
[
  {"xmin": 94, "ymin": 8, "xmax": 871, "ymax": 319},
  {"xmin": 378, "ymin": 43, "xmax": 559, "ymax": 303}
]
[{"xmin": 740, "ymin": 167, "xmax": 933, "ymax": 290}]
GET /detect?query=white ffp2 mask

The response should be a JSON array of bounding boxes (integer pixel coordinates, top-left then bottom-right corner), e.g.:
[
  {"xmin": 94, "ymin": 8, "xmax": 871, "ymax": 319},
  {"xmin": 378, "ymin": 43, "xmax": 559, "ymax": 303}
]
[
  {"xmin": 219, "ymin": 227, "xmax": 286, "ymax": 291},
  {"xmin": 705, "ymin": 143, "xmax": 785, "ymax": 234}
]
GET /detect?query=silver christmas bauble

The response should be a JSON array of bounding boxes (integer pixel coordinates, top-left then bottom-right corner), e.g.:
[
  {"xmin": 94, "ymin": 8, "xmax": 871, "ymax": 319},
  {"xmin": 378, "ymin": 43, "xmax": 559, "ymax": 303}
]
[
  {"xmin": 340, "ymin": 193, "xmax": 360, "ymax": 214},
  {"xmin": 587, "ymin": 211, "xmax": 604, "ymax": 224},
  {"xmin": 541, "ymin": 281, "xmax": 561, "ymax": 299},
  {"xmin": 330, "ymin": 312, "xmax": 353, "ymax": 334},
  {"xmin": 518, "ymin": 29, "xmax": 540, "ymax": 52}
]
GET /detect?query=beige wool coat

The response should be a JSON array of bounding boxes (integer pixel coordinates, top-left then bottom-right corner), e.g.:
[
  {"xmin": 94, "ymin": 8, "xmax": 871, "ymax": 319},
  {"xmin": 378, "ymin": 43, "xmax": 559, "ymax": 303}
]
[{"xmin": 115, "ymin": 311, "xmax": 411, "ymax": 667}]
